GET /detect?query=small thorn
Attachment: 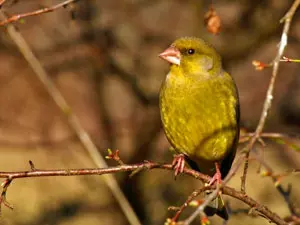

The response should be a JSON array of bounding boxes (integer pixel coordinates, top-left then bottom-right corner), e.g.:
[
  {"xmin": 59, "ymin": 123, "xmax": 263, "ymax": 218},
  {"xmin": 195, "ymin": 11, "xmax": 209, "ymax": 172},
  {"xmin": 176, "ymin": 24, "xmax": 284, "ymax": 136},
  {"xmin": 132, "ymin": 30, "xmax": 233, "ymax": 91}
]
[{"xmin": 29, "ymin": 160, "xmax": 36, "ymax": 171}]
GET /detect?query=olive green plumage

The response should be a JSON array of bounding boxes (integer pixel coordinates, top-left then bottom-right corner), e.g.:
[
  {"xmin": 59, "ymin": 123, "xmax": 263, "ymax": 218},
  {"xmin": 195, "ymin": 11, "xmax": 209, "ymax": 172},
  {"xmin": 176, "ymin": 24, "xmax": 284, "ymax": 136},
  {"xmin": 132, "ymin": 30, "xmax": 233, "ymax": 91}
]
[{"xmin": 159, "ymin": 37, "xmax": 240, "ymax": 219}]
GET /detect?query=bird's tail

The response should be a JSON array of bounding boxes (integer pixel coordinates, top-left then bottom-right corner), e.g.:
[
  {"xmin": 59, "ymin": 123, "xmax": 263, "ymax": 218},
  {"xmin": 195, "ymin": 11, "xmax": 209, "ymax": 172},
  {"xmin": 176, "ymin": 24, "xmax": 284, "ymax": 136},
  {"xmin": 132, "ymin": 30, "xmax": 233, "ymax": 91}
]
[
  {"xmin": 184, "ymin": 158, "xmax": 229, "ymax": 220},
  {"xmin": 204, "ymin": 194, "xmax": 228, "ymax": 220}
]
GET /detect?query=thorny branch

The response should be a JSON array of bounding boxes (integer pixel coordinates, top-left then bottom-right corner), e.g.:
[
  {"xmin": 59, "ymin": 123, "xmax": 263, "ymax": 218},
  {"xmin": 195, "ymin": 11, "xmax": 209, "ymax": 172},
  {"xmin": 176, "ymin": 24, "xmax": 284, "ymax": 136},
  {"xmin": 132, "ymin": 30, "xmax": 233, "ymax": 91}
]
[
  {"xmin": 240, "ymin": 0, "xmax": 300, "ymax": 193},
  {"xmin": 0, "ymin": 161, "xmax": 287, "ymax": 225}
]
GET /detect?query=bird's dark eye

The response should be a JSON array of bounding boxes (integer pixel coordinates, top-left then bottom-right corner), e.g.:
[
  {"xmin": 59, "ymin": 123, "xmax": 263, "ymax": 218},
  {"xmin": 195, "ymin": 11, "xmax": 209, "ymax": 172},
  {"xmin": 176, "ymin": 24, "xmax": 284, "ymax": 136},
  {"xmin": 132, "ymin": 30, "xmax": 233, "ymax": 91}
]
[{"xmin": 187, "ymin": 49, "xmax": 195, "ymax": 55}]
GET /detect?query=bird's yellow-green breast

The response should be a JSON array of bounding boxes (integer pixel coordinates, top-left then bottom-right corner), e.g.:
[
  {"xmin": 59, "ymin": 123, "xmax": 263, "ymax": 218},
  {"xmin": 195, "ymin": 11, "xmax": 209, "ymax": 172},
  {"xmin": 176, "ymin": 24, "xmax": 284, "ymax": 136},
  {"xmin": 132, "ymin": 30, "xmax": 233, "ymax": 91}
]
[{"xmin": 159, "ymin": 37, "xmax": 239, "ymax": 177}]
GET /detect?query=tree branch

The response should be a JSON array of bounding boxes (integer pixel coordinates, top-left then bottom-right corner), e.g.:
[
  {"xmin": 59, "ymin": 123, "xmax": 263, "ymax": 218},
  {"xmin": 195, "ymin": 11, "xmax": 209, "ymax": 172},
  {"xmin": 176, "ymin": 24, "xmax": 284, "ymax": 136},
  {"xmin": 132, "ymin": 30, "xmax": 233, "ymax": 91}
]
[
  {"xmin": 240, "ymin": 0, "xmax": 300, "ymax": 193},
  {"xmin": 0, "ymin": 161, "xmax": 287, "ymax": 225},
  {"xmin": 0, "ymin": 0, "xmax": 80, "ymax": 26}
]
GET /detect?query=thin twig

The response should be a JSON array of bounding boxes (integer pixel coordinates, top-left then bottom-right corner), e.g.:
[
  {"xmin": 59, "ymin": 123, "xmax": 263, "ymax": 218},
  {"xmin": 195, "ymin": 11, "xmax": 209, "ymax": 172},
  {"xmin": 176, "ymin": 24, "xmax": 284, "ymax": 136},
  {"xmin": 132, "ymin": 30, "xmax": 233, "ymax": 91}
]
[
  {"xmin": 0, "ymin": 10, "xmax": 141, "ymax": 225},
  {"xmin": 240, "ymin": 0, "xmax": 300, "ymax": 193},
  {"xmin": 0, "ymin": 0, "xmax": 7, "ymax": 8},
  {"xmin": 0, "ymin": 177, "xmax": 13, "ymax": 211},
  {"xmin": 0, "ymin": 162, "xmax": 288, "ymax": 225},
  {"xmin": 0, "ymin": 0, "xmax": 79, "ymax": 26},
  {"xmin": 171, "ymin": 187, "xmax": 209, "ymax": 222},
  {"xmin": 184, "ymin": 187, "xmax": 220, "ymax": 224},
  {"xmin": 239, "ymin": 132, "xmax": 300, "ymax": 143},
  {"xmin": 253, "ymin": 153, "xmax": 300, "ymax": 218}
]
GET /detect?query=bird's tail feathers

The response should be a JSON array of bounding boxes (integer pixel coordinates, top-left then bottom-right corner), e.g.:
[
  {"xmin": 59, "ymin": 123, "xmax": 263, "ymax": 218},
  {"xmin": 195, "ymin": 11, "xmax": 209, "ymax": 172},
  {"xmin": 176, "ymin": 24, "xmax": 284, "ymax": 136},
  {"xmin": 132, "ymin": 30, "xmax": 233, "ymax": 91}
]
[{"xmin": 204, "ymin": 194, "xmax": 228, "ymax": 220}]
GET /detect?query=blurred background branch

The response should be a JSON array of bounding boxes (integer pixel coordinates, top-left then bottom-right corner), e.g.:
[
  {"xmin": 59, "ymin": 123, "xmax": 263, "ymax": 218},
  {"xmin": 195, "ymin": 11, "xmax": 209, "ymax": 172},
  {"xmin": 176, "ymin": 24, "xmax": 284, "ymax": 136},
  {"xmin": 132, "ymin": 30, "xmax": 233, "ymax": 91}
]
[{"xmin": 0, "ymin": 7, "xmax": 141, "ymax": 225}]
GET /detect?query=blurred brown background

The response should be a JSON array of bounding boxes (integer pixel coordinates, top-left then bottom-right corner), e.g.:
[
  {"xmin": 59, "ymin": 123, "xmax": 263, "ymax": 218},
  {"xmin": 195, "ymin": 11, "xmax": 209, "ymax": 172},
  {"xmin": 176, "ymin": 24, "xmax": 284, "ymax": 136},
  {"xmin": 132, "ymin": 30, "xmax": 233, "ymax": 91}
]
[{"xmin": 0, "ymin": 0, "xmax": 300, "ymax": 224}]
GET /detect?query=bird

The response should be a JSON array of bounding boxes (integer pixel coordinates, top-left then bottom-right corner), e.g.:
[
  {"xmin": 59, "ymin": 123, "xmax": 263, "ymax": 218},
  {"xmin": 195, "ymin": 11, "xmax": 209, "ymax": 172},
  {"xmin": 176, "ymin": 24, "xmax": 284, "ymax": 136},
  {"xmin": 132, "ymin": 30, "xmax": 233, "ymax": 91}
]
[{"xmin": 158, "ymin": 37, "xmax": 240, "ymax": 220}]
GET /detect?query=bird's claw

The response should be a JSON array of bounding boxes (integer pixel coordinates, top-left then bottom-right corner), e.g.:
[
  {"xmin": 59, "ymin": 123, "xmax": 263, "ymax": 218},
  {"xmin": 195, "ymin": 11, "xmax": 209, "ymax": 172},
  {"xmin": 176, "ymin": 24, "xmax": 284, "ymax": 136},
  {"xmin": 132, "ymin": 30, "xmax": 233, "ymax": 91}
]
[
  {"xmin": 208, "ymin": 162, "xmax": 222, "ymax": 186},
  {"xmin": 208, "ymin": 172, "xmax": 222, "ymax": 186},
  {"xmin": 172, "ymin": 154, "xmax": 185, "ymax": 177}
]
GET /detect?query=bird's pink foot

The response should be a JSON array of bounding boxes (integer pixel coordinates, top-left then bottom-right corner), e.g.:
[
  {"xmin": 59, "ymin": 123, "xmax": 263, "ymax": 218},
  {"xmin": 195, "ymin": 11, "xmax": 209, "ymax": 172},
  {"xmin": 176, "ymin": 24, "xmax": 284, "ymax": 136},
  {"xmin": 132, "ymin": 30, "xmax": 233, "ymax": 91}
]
[
  {"xmin": 208, "ymin": 162, "xmax": 222, "ymax": 186},
  {"xmin": 172, "ymin": 154, "xmax": 186, "ymax": 177}
]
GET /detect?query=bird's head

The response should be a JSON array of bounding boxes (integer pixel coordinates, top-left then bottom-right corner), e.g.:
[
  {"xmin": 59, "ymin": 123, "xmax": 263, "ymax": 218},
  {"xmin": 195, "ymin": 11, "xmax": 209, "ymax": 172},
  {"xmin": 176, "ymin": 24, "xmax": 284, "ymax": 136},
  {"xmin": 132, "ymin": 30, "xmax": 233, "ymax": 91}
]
[{"xmin": 159, "ymin": 37, "xmax": 222, "ymax": 76}]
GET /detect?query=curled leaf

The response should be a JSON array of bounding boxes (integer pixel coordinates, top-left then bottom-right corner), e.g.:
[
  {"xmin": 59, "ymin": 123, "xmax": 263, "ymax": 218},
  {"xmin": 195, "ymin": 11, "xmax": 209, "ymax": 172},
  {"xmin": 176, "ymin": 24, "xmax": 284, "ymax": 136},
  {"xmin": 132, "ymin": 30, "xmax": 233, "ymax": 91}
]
[{"xmin": 204, "ymin": 6, "xmax": 221, "ymax": 35}]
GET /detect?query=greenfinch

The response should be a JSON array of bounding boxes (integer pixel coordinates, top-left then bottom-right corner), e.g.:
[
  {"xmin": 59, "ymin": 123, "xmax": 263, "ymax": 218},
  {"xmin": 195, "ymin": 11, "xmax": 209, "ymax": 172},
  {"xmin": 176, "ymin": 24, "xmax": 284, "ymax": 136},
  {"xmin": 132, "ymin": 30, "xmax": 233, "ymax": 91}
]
[{"xmin": 159, "ymin": 37, "xmax": 240, "ymax": 220}]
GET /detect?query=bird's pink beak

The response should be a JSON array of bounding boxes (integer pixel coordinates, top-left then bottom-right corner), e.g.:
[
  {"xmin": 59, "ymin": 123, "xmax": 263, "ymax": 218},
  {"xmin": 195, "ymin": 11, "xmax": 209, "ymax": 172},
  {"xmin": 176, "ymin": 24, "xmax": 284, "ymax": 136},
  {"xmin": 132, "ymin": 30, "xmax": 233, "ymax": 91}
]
[{"xmin": 159, "ymin": 46, "xmax": 181, "ymax": 65}]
